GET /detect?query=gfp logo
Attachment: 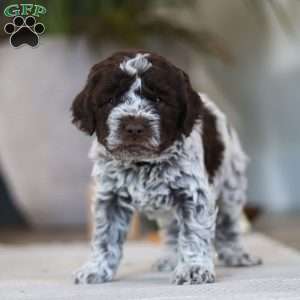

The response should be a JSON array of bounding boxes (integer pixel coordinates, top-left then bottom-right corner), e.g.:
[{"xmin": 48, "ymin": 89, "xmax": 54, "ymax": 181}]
[{"xmin": 3, "ymin": 4, "xmax": 47, "ymax": 48}]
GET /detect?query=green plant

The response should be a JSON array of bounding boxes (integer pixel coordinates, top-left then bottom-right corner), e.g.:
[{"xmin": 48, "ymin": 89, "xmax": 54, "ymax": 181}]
[{"xmin": 43, "ymin": 0, "xmax": 231, "ymax": 62}]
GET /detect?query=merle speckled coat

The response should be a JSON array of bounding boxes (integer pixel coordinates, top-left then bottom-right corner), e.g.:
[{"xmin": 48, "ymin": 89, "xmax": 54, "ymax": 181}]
[{"xmin": 71, "ymin": 50, "xmax": 261, "ymax": 285}]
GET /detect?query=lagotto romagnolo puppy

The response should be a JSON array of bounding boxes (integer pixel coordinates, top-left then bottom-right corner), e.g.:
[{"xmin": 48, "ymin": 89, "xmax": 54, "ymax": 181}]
[{"xmin": 71, "ymin": 50, "xmax": 262, "ymax": 285}]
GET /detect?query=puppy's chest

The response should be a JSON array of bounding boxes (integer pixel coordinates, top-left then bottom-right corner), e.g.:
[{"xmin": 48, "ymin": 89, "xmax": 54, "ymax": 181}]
[{"xmin": 105, "ymin": 162, "xmax": 183, "ymax": 212}]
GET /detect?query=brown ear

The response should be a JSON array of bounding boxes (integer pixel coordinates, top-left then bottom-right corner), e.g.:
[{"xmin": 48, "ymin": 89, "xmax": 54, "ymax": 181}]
[
  {"xmin": 71, "ymin": 83, "xmax": 96, "ymax": 135},
  {"xmin": 71, "ymin": 54, "xmax": 131, "ymax": 135},
  {"xmin": 180, "ymin": 70, "xmax": 202, "ymax": 136}
]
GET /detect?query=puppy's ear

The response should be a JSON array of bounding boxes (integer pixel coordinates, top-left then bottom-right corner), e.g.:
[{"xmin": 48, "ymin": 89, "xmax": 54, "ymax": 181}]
[
  {"xmin": 71, "ymin": 71, "xmax": 97, "ymax": 135},
  {"xmin": 180, "ymin": 70, "xmax": 202, "ymax": 136}
]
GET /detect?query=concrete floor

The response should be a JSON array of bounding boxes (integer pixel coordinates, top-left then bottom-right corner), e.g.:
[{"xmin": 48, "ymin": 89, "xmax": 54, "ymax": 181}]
[
  {"xmin": 254, "ymin": 214, "xmax": 300, "ymax": 250},
  {"xmin": 1, "ymin": 233, "xmax": 300, "ymax": 300},
  {"xmin": 0, "ymin": 215, "xmax": 299, "ymax": 299}
]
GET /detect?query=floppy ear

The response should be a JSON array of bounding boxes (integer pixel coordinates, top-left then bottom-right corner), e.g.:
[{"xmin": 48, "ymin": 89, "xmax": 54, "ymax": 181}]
[
  {"xmin": 71, "ymin": 70, "xmax": 97, "ymax": 135},
  {"xmin": 71, "ymin": 88, "xmax": 95, "ymax": 135},
  {"xmin": 179, "ymin": 70, "xmax": 202, "ymax": 136}
]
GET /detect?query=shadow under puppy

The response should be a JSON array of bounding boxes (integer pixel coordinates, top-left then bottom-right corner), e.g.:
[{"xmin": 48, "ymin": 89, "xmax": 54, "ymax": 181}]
[{"xmin": 71, "ymin": 50, "xmax": 261, "ymax": 285}]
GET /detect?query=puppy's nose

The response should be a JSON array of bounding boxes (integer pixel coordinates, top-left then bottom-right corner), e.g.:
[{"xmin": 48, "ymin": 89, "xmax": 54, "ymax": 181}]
[{"xmin": 125, "ymin": 123, "xmax": 145, "ymax": 135}]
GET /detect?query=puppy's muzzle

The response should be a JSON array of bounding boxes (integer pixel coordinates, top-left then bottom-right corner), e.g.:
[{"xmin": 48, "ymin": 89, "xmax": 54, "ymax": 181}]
[{"xmin": 118, "ymin": 116, "xmax": 155, "ymax": 151}]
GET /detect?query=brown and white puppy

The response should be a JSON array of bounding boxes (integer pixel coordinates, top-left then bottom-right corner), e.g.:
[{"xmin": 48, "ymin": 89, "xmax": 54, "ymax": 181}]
[{"xmin": 71, "ymin": 50, "xmax": 261, "ymax": 285}]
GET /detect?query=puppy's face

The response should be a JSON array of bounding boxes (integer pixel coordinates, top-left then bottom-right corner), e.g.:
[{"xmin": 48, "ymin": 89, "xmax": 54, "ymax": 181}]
[{"xmin": 71, "ymin": 50, "xmax": 201, "ymax": 160}]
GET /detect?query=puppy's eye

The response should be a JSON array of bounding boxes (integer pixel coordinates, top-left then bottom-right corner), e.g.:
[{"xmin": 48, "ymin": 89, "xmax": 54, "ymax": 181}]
[
  {"xmin": 105, "ymin": 98, "xmax": 115, "ymax": 105},
  {"xmin": 98, "ymin": 98, "xmax": 113, "ymax": 108}
]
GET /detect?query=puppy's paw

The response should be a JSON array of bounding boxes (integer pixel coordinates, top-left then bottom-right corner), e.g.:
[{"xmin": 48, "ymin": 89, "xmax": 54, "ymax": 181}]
[
  {"xmin": 172, "ymin": 264, "xmax": 215, "ymax": 285},
  {"xmin": 74, "ymin": 261, "xmax": 113, "ymax": 284},
  {"xmin": 152, "ymin": 255, "xmax": 177, "ymax": 272},
  {"xmin": 219, "ymin": 252, "xmax": 262, "ymax": 267}
]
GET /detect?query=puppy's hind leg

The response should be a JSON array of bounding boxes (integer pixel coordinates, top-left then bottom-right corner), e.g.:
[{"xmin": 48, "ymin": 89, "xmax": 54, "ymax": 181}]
[
  {"xmin": 152, "ymin": 218, "xmax": 178, "ymax": 272},
  {"xmin": 215, "ymin": 148, "xmax": 262, "ymax": 267}
]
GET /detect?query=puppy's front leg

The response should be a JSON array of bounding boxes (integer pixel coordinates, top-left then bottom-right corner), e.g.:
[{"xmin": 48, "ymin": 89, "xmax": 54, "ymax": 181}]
[
  {"xmin": 172, "ymin": 189, "xmax": 216, "ymax": 285},
  {"xmin": 75, "ymin": 195, "xmax": 133, "ymax": 284}
]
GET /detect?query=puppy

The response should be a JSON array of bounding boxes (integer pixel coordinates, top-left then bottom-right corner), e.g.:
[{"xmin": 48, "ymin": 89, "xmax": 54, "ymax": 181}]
[{"xmin": 71, "ymin": 50, "xmax": 261, "ymax": 285}]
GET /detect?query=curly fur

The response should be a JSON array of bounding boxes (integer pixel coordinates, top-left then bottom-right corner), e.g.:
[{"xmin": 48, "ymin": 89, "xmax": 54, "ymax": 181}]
[{"xmin": 72, "ymin": 50, "xmax": 261, "ymax": 285}]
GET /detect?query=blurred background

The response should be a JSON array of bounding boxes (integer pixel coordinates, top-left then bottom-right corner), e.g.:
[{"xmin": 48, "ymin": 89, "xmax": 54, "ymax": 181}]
[{"xmin": 0, "ymin": 0, "xmax": 299, "ymax": 247}]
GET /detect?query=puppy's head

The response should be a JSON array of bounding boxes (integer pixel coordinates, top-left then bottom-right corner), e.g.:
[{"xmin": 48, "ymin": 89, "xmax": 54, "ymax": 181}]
[{"xmin": 71, "ymin": 50, "xmax": 201, "ymax": 160}]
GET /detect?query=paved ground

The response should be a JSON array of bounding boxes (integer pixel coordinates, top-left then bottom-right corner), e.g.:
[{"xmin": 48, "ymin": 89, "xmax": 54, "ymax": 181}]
[
  {"xmin": 0, "ymin": 233, "xmax": 300, "ymax": 300},
  {"xmin": 254, "ymin": 214, "xmax": 300, "ymax": 250}
]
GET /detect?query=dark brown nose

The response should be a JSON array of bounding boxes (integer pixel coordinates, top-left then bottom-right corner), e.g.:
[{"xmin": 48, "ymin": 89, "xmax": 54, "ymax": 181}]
[{"xmin": 124, "ymin": 123, "xmax": 145, "ymax": 135}]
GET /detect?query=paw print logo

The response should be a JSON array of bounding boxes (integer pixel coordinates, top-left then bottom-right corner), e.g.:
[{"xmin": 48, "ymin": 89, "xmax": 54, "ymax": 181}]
[{"xmin": 4, "ymin": 16, "xmax": 45, "ymax": 48}]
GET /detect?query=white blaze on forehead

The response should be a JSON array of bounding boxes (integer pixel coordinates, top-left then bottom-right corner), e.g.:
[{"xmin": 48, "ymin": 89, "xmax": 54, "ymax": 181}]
[
  {"xmin": 120, "ymin": 53, "xmax": 152, "ymax": 76},
  {"xmin": 107, "ymin": 53, "xmax": 159, "ymax": 151},
  {"xmin": 106, "ymin": 77, "xmax": 160, "ymax": 150}
]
